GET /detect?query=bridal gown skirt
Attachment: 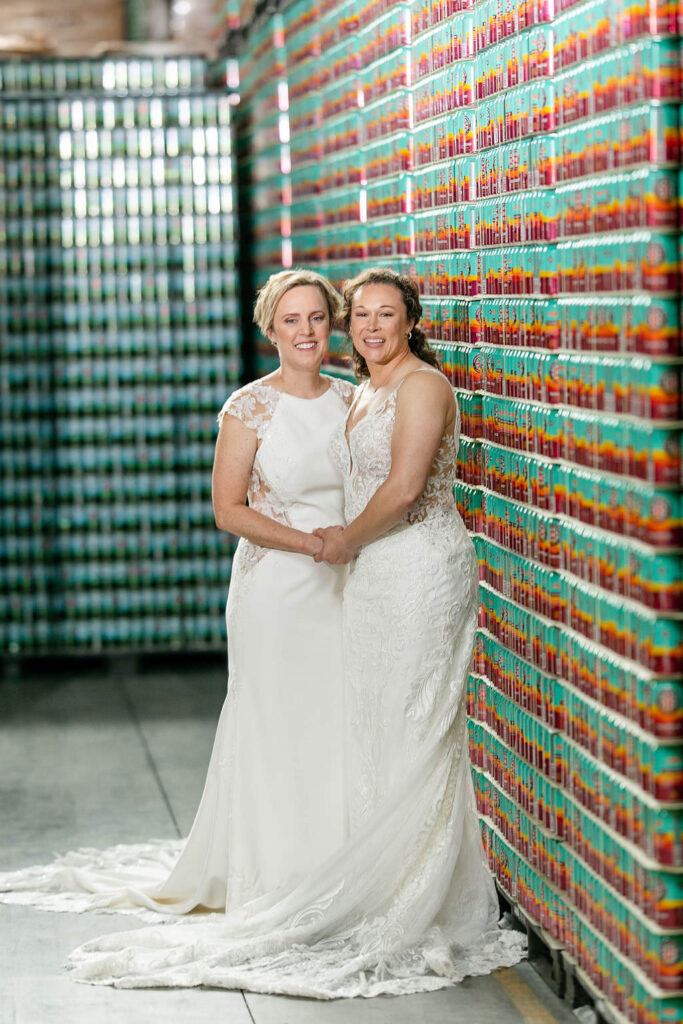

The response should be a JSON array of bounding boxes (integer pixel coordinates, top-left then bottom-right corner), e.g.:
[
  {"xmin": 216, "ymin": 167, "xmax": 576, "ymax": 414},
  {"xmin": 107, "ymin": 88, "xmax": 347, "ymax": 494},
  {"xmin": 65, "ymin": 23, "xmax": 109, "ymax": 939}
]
[
  {"xmin": 151, "ymin": 541, "xmax": 349, "ymax": 912},
  {"xmin": 0, "ymin": 541, "xmax": 347, "ymax": 919}
]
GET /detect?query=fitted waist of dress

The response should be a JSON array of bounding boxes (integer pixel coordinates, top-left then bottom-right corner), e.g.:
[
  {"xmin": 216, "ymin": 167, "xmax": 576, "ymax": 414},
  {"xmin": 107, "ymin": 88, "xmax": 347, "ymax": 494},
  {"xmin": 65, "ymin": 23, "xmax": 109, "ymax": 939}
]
[{"xmin": 289, "ymin": 504, "xmax": 346, "ymax": 532}]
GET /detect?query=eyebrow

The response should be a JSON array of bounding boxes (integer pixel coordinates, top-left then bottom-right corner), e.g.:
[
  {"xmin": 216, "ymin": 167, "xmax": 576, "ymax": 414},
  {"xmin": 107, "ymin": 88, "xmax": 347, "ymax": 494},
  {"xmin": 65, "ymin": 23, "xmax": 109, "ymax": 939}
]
[
  {"xmin": 353, "ymin": 304, "xmax": 397, "ymax": 310},
  {"xmin": 278, "ymin": 309, "xmax": 327, "ymax": 317}
]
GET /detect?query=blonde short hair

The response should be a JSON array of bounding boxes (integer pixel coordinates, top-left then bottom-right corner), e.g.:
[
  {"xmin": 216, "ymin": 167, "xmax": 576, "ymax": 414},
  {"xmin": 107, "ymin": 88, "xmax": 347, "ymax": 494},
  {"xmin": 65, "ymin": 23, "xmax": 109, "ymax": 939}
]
[{"xmin": 253, "ymin": 268, "xmax": 342, "ymax": 336}]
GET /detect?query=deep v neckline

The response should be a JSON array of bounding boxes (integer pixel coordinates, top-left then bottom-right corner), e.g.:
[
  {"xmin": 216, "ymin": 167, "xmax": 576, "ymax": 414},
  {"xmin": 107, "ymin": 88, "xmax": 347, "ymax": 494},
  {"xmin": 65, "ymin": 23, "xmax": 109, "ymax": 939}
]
[
  {"xmin": 343, "ymin": 381, "xmax": 392, "ymax": 473},
  {"xmin": 343, "ymin": 385, "xmax": 365, "ymax": 473},
  {"xmin": 344, "ymin": 381, "xmax": 375, "ymax": 445}
]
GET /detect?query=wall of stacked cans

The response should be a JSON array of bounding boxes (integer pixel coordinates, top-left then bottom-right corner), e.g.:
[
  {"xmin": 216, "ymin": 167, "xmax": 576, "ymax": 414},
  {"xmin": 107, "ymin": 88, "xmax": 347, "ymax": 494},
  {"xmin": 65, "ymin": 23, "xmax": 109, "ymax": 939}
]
[
  {"xmin": 233, "ymin": 0, "xmax": 683, "ymax": 1020},
  {"xmin": 0, "ymin": 56, "xmax": 240, "ymax": 655}
]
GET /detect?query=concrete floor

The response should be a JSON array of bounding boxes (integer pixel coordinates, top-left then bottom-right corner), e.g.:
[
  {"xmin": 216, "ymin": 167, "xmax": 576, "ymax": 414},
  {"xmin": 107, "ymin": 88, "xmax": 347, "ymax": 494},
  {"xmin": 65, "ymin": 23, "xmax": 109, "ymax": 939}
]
[{"xmin": 0, "ymin": 657, "xmax": 582, "ymax": 1024}]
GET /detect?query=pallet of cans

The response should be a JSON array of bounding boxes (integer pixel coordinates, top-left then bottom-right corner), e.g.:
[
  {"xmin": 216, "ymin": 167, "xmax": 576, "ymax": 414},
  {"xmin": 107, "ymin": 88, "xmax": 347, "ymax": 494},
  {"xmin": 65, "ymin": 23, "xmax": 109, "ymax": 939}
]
[
  {"xmin": 0, "ymin": 56, "xmax": 240, "ymax": 655},
  {"xmin": 230, "ymin": 0, "xmax": 683, "ymax": 1017}
]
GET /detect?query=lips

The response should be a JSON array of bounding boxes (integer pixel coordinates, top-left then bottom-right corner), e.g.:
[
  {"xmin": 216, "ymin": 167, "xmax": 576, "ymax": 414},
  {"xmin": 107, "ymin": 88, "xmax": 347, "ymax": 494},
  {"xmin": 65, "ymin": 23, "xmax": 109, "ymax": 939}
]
[{"xmin": 295, "ymin": 341, "xmax": 317, "ymax": 349}]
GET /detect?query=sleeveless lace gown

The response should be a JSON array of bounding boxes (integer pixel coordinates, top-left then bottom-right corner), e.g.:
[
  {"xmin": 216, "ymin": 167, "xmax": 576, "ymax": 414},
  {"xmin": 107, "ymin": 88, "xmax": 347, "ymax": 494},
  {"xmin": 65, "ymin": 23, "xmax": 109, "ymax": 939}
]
[{"xmin": 0, "ymin": 370, "xmax": 526, "ymax": 997}]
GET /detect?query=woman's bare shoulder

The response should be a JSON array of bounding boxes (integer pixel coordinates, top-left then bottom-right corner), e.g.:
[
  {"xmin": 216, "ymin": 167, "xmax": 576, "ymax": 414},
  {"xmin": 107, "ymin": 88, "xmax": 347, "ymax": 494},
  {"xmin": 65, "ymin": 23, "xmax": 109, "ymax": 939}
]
[{"xmin": 398, "ymin": 366, "xmax": 452, "ymax": 399}]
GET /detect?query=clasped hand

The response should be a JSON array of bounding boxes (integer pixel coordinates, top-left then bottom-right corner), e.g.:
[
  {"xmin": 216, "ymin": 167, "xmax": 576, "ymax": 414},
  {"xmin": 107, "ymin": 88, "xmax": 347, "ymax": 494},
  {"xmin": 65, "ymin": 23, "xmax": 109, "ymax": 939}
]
[{"xmin": 311, "ymin": 525, "xmax": 356, "ymax": 565}]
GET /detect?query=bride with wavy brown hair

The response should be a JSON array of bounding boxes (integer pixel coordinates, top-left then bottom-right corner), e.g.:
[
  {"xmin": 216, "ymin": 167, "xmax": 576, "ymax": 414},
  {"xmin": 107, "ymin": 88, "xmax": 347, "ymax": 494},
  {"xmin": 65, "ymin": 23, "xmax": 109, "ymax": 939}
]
[{"xmin": 312, "ymin": 264, "xmax": 524, "ymax": 986}]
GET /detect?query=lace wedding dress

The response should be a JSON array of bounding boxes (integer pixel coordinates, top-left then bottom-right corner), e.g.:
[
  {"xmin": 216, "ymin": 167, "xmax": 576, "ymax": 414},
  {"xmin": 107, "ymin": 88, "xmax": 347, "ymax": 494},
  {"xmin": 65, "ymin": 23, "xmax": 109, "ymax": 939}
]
[{"xmin": 0, "ymin": 369, "xmax": 526, "ymax": 997}]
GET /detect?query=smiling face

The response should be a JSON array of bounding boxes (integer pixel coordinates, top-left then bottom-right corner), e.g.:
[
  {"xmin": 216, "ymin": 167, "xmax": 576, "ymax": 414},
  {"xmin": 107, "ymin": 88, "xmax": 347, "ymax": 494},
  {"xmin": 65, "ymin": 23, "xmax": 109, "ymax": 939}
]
[
  {"xmin": 268, "ymin": 285, "xmax": 331, "ymax": 370},
  {"xmin": 349, "ymin": 282, "xmax": 415, "ymax": 370}
]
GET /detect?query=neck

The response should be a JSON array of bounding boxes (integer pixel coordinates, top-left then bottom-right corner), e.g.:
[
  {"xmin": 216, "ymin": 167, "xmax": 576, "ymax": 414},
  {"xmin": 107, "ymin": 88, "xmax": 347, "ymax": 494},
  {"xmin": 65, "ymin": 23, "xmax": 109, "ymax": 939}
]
[
  {"xmin": 274, "ymin": 363, "xmax": 326, "ymax": 398},
  {"xmin": 366, "ymin": 347, "xmax": 412, "ymax": 391}
]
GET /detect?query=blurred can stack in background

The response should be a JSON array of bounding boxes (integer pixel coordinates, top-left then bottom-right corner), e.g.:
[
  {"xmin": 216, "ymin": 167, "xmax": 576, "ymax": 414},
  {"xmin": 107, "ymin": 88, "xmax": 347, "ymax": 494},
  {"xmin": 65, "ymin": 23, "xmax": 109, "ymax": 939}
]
[{"xmin": 0, "ymin": 55, "xmax": 241, "ymax": 655}]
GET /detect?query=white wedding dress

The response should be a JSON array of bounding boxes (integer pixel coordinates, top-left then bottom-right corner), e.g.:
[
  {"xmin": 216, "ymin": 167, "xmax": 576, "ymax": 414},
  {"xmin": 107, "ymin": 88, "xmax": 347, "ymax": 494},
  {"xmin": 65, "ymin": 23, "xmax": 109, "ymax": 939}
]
[
  {"xmin": 0, "ymin": 369, "xmax": 526, "ymax": 997},
  {"xmin": 0, "ymin": 378, "xmax": 354, "ymax": 915}
]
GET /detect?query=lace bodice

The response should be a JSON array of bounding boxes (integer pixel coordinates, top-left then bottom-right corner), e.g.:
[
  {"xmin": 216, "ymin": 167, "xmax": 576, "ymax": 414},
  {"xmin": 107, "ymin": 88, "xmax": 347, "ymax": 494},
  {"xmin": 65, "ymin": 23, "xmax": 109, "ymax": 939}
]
[{"xmin": 331, "ymin": 367, "xmax": 461, "ymax": 525}]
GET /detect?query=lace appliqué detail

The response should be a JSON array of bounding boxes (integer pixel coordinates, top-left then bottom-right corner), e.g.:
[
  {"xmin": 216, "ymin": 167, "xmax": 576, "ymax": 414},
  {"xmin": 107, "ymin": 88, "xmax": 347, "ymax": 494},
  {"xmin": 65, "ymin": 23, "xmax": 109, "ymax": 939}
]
[
  {"xmin": 326, "ymin": 376, "xmax": 356, "ymax": 410},
  {"xmin": 217, "ymin": 381, "xmax": 280, "ymax": 439},
  {"xmin": 409, "ymin": 397, "xmax": 462, "ymax": 524},
  {"xmin": 217, "ymin": 382, "xmax": 291, "ymax": 575},
  {"xmin": 238, "ymin": 458, "xmax": 293, "ymax": 575}
]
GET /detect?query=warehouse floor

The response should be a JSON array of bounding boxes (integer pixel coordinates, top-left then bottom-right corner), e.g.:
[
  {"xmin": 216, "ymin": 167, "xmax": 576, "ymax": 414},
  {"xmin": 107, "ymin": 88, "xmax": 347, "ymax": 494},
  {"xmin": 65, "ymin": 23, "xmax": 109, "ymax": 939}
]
[{"xmin": 1, "ymin": 658, "xmax": 583, "ymax": 1024}]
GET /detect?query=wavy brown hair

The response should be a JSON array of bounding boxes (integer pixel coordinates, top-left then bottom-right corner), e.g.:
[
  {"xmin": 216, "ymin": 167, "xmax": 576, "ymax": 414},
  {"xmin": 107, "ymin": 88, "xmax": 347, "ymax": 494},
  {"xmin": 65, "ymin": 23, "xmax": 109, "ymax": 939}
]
[{"xmin": 340, "ymin": 267, "xmax": 440, "ymax": 379}]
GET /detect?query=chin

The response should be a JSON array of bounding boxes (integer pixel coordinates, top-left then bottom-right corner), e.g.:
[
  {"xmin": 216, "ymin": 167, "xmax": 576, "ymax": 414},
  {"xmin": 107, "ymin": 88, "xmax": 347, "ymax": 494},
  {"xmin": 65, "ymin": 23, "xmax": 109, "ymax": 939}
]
[{"xmin": 293, "ymin": 347, "xmax": 325, "ymax": 361}]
